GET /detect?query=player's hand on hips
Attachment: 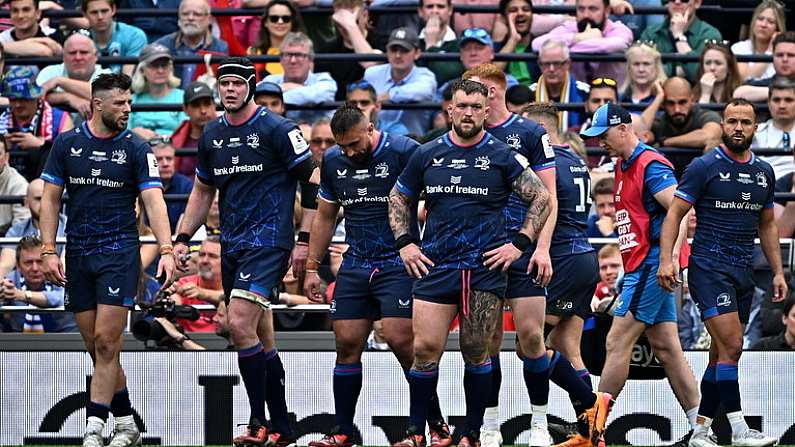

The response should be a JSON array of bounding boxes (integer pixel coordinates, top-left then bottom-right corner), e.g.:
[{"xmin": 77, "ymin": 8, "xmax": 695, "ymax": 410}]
[
  {"xmin": 771, "ymin": 273, "xmax": 788, "ymax": 302},
  {"xmin": 157, "ymin": 253, "xmax": 177, "ymax": 289},
  {"xmin": 528, "ymin": 249, "xmax": 553, "ymax": 286},
  {"xmin": 483, "ymin": 242, "xmax": 522, "ymax": 272},
  {"xmin": 304, "ymin": 271, "xmax": 325, "ymax": 303},
  {"xmin": 400, "ymin": 243, "xmax": 434, "ymax": 278},
  {"xmin": 656, "ymin": 261, "xmax": 681, "ymax": 292},
  {"xmin": 291, "ymin": 243, "xmax": 309, "ymax": 279},
  {"xmin": 42, "ymin": 255, "xmax": 66, "ymax": 287},
  {"xmin": 174, "ymin": 242, "xmax": 191, "ymax": 272}
]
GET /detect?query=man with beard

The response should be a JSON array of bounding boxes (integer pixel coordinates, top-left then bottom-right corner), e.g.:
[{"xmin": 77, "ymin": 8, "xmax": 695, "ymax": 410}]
[
  {"xmin": 389, "ymin": 79, "xmax": 551, "ymax": 447},
  {"xmin": 581, "ymin": 103, "xmax": 701, "ymax": 445},
  {"xmin": 659, "ymin": 99, "xmax": 785, "ymax": 447},
  {"xmin": 39, "ymin": 72, "xmax": 176, "ymax": 447},
  {"xmin": 304, "ymin": 104, "xmax": 451, "ymax": 447},
  {"xmin": 172, "ymin": 236, "xmax": 224, "ymax": 332},
  {"xmin": 531, "ymin": 0, "xmax": 632, "ymax": 85},
  {"xmin": 646, "ymin": 77, "xmax": 722, "ymax": 177},
  {"xmin": 173, "ymin": 57, "xmax": 319, "ymax": 447}
]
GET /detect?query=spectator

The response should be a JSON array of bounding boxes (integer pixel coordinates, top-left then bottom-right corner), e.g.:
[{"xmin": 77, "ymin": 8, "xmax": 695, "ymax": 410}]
[
  {"xmin": 422, "ymin": 81, "xmax": 453, "ymax": 142},
  {"xmin": 418, "ymin": 0, "xmax": 456, "ymax": 51},
  {"xmin": 619, "ymin": 40, "xmax": 667, "ymax": 104},
  {"xmin": 734, "ymin": 32, "xmax": 795, "ymax": 102},
  {"xmin": 155, "ymin": 0, "xmax": 230, "ymax": 90},
  {"xmin": 171, "ymin": 237, "xmax": 224, "ymax": 332},
  {"xmin": 493, "ymin": 0, "xmax": 538, "ymax": 85},
  {"xmin": 642, "ymin": 76, "xmax": 722, "ymax": 176},
  {"xmin": 363, "ymin": 27, "xmax": 436, "ymax": 137},
  {"xmin": 346, "ymin": 80, "xmax": 409, "ymax": 135},
  {"xmin": 591, "ymin": 242, "xmax": 621, "ymax": 313},
  {"xmin": 615, "ymin": 0, "xmax": 663, "ymax": 40},
  {"xmin": 254, "ymin": 81, "xmax": 286, "ymax": 115},
  {"xmin": 0, "ymin": 235, "xmax": 76, "ymax": 333},
  {"xmin": 586, "ymin": 177, "xmax": 617, "ymax": 238},
  {"xmin": 308, "ymin": 117, "xmax": 334, "ymax": 165},
  {"xmin": 692, "ymin": 41, "xmax": 742, "ymax": 105},
  {"xmin": 247, "ymin": 0, "xmax": 304, "ymax": 78},
  {"xmin": 118, "ymin": 0, "xmax": 179, "ymax": 43},
  {"xmin": 579, "ymin": 77, "xmax": 619, "ymax": 136},
  {"xmin": 529, "ymin": 39, "xmax": 590, "ymax": 132},
  {"xmin": 756, "ymin": 78, "xmax": 795, "ymax": 181},
  {"xmin": 82, "ymin": 0, "xmax": 147, "ymax": 76},
  {"xmin": 36, "ymin": 32, "xmax": 112, "ymax": 122},
  {"xmin": 731, "ymin": 0, "xmax": 786, "ymax": 83},
  {"xmin": 751, "ymin": 296, "xmax": 795, "ymax": 350},
  {"xmin": 129, "ymin": 43, "xmax": 188, "ymax": 139},
  {"xmin": 171, "ymin": 81, "xmax": 216, "ymax": 178},
  {"xmin": 0, "ymin": 178, "xmax": 66, "ymax": 277},
  {"xmin": 0, "ymin": 66, "xmax": 73, "ymax": 181},
  {"xmin": 531, "ymin": 0, "xmax": 633, "ymax": 85},
  {"xmin": 0, "ymin": 140, "xmax": 29, "ymax": 236},
  {"xmin": 151, "ymin": 140, "xmax": 193, "ymax": 232},
  {"xmin": 639, "ymin": 0, "xmax": 721, "ymax": 82},
  {"xmin": 506, "ymin": 84, "xmax": 532, "ymax": 114},
  {"xmin": 0, "ymin": 0, "xmax": 63, "ymax": 57},
  {"xmin": 263, "ymin": 32, "xmax": 337, "ymax": 124}
]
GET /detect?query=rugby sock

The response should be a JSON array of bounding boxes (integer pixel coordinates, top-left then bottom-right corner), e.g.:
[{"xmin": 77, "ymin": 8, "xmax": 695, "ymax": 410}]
[
  {"xmin": 483, "ymin": 407, "xmax": 500, "ymax": 431},
  {"xmin": 110, "ymin": 388, "xmax": 133, "ymax": 418},
  {"xmin": 264, "ymin": 349, "xmax": 291, "ymax": 435},
  {"xmin": 404, "ymin": 369, "xmax": 444, "ymax": 425},
  {"xmin": 716, "ymin": 363, "xmax": 748, "ymax": 436},
  {"xmin": 686, "ymin": 406, "xmax": 699, "ymax": 431},
  {"xmin": 522, "ymin": 353, "xmax": 549, "ymax": 427},
  {"xmin": 238, "ymin": 343, "xmax": 267, "ymax": 424},
  {"xmin": 548, "ymin": 351, "xmax": 596, "ymax": 415},
  {"xmin": 463, "ymin": 360, "xmax": 492, "ymax": 434},
  {"xmin": 482, "ymin": 355, "xmax": 501, "ymax": 431},
  {"xmin": 87, "ymin": 401, "xmax": 110, "ymax": 423},
  {"xmin": 409, "ymin": 367, "xmax": 439, "ymax": 430},
  {"xmin": 333, "ymin": 362, "xmax": 363, "ymax": 436},
  {"xmin": 694, "ymin": 364, "xmax": 719, "ymax": 436},
  {"xmin": 576, "ymin": 369, "xmax": 592, "ymax": 390}
]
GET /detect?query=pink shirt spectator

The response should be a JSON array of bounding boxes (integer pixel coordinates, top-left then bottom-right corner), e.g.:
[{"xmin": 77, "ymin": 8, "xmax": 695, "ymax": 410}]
[{"xmin": 453, "ymin": 0, "xmax": 499, "ymax": 35}]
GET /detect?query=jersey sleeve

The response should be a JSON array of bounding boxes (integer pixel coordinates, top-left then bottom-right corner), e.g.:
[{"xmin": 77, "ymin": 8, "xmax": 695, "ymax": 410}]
[
  {"xmin": 134, "ymin": 142, "xmax": 164, "ymax": 191},
  {"xmin": 195, "ymin": 133, "xmax": 214, "ymax": 185},
  {"xmin": 505, "ymin": 150, "xmax": 530, "ymax": 184},
  {"xmin": 673, "ymin": 158, "xmax": 705, "ymax": 204},
  {"xmin": 764, "ymin": 165, "xmax": 776, "ymax": 209},
  {"xmin": 527, "ymin": 126, "xmax": 556, "ymax": 172},
  {"xmin": 645, "ymin": 160, "xmax": 677, "ymax": 196},
  {"xmin": 395, "ymin": 147, "xmax": 425, "ymax": 199},
  {"xmin": 274, "ymin": 122, "xmax": 312, "ymax": 170},
  {"xmin": 318, "ymin": 154, "xmax": 338, "ymax": 203},
  {"xmin": 41, "ymin": 134, "xmax": 68, "ymax": 186}
]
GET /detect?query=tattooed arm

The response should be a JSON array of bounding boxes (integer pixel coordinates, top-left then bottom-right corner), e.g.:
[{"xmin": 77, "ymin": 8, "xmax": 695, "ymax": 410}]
[{"xmin": 389, "ymin": 185, "xmax": 434, "ymax": 278}]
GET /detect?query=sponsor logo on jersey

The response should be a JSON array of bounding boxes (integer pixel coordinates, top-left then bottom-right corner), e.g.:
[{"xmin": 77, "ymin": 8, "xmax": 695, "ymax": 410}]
[
  {"xmin": 146, "ymin": 153, "xmax": 159, "ymax": 177},
  {"xmin": 228, "ymin": 137, "xmax": 243, "ymax": 148},
  {"xmin": 288, "ymin": 128, "xmax": 309, "ymax": 154},
  {"xmin": 212, "ymin": 139, "xmax": 224, "ymax": 149},
  {"xmin": 353, "ymin": 169, "xmax": 371, "ymax": 180},
  {"xmin": 432, "ymin": 157, "xmax": 444, "ymax": 167},
  {"xmin": 90, "ymin": 168, "xmax": 101, "ymax": 177},
  {"xmin": 336, "ymin": 169, "xmax": 348, "ymax": 178},
  {"xmin": 357, "ymin": 187, "xmax": 368, "ymax": 196},
  {"xmin": 108, "ymin": 287, "xmax": 120, "ymax": 296},
  {"xmin": 239, "ymin": 272, "xmax": 251, "ymax": 281},
  {"xmin": 514, "ymin": 153, "xmax": 529, "ymax": 169},
  {"xmin": 615, "ymin": 209, "xmax": 638, "ymax": 251},
  {"xmin": 719, "ymin": 172, "xmax": 731, "ymax": 182},
  {"xmin": 541, "ymin": 133, "xmax": 554, "ymax": 158},
  {"xmin": 69, "ymin": 147, "xmax": 83, "ymax": 157},
  {"xmin": 447, "ymin": 159, "xmax": 468, "ymax": 169},
  {"xmin": 89, "ymin": 151, "xmax": 107, "ymax": 162},
  {"xmin": 450, "ymin": 175, "xmax": 461, "ymax": 184},
  {"xmin": 741, "ymin": 192, "xmax": 752, "ymax": 201},
  {"xmin": 231, "ymin": 156, "xmax": 240, "ymax": 165},
  {"xmin": 737, "ymin": 172, "xmax": 753, "ymax": 184}
]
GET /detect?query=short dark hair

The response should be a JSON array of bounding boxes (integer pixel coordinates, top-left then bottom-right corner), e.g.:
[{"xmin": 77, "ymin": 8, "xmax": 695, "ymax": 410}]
[
  {"xmin": 784, "ymin": 295, "xmax": 795, "ymax": 318},
  {"xmin": 498, "ymin": 0, "xmax": 531, "ymax": 16},
  {"xmin": 331, "ymin": 104, "xmax": 368, "ymax": 137},
  {"xmin": 10, "ymin": 0, "xmax": 39, "ymax": 10},
  {"xmin": 591, "ymin": 177, "xmax": 614, "ymax": 198},
  {"xmin": 450, "ymin": 78, "xmax": 488, "ymax": 98},
  {"xmin": 81, "ymin": 0, "xmax": 114, "ymax": 12},
  {"xmin": 773, "ymin": 31, "xmax": 795, "ymax": 52},
  {"xmin": 769, "ymin": 76, "xmax": 795, "ymax": 98},
  {"xmin": 16, "ymin": 235, "xmax": 42, "ymax": 264},
  {"xmin": 723, "ymin": 98, "xmax": 757, "ymax": 120},
  {"xmin": 91, "ymin": 73, "xmax": 132, "ymax": 99},
  {"xmin": 419, "ymin": 0, "xmax": 451, "ymax": 8},
  {"xmin": 522, "ymin": 103, "xmax": 560, "ymax": 131}
]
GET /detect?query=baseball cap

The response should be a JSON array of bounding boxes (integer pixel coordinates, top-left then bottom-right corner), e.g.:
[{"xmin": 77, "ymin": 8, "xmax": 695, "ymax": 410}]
[
  {"xmin": 184, "ymin": 81, "xmax": 214, "ymax": 105},
  {"xmin": 460, "ymin": 28, "xmax": 493, "ymax": 48},
  {"xmin": 2, "ymin": 66, "xmax": 42, "ymax": 99},
  {"xmin": 580, "ymin": 103, "xmax": 632, "ymax": 137},
  {"xmin": 387, "ymin": 27, "xmax": 420, "ymax": 51},
  {"xmin": 139, "ymin": 43, "xmax": 173, "ymax": 65},
  {"xmin": 255, "ymin": 81, "xmax": 283, "ymax": 99}
]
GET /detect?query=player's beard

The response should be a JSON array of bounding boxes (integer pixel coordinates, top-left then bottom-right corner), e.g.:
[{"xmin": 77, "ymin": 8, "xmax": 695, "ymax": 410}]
[
  {"xmin": 102, "ymin": 111, "xmax": 128, "ymax": 132},
  {"xmin": 453, "ymin": 120, "xmax": 482, "ymax": 139},
  {"xmin": 722, "ymin": 132, "xmax": 753, "ymax": 154}
]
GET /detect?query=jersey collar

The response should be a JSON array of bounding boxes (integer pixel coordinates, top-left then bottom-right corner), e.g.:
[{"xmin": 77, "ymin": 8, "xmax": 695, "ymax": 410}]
[
  {"xmin": 221, "ymin": 106, "xmax": 264, "ymax": 128},
  {"xmin": 716, "ymin": 145, "xmax": 755, "ymax": 164},
  {"xmin": 443, "ymin": 131, "xmax": 490, "ymax": 150},
  {"xmin": 371, "ymin": 131, "xmax": 387, "ymax": 159},
  {"xmin": 81, "ymin": 122, "xmax": 129, "ymax": 141},
  {"xmin": 487, "ymin": 113, "xmax": 518, "ymax": 129}
]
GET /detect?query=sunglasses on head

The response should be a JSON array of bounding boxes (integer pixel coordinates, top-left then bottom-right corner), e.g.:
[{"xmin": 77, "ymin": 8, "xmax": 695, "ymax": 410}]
[
  {"xmin": 347, "ymin": 80, "xmax": 374, "ymax": 92},
  {"xmin": 591, "ymin": 78, "xmax": 617, "ymax": 87},
  {"xmin": 704, "ymin": 39, "xmax": 731, "ymax": 48},
  {"xmin": 148, "ymin": 135, "xmax": 171, "ymax": 147},
  {"xmin": 631, "ymin": 39, "xmax": 657, "ymax": 49},
  {"xmin": 268, "ymin": 15, "xmax": 292, "ymax": 24}
]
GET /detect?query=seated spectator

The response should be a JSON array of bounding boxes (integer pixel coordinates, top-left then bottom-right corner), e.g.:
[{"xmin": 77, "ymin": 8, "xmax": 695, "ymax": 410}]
[
  {"xmin": 615, "ymin": 0, "xmax": 663, "ymax": 40},
  {"xmin": 579, "ymin": 77, "xmax": 618, "ymax": 136},
  {"xmin": 0, "ymin": 178, "xmax": 65, "ymax": 276},
  {"xmin": 0, "ymin": 140, "xmax": 29, "ymax": 236},
  {"xmin": 118, "ymin": 0, "xmax": 179, "ymax": 43},
  {"xmin": 639, "ymin": 0, "xmax": 721, "ymax": 82},
  {"xmin": 0, "ymin": 0, "xmax": 63, "ymax": 57},
  {"xmin": 172, "ymin": 236, "xmax": 224, "ymax": 332},
  {"xmin": 619, "ymin": 40, "xmax": 667, "ymax": 105},
  {"xmin": 492, "ymin": 0, "xmax": 539, "ymax": 86},
  {"xmin": 692, "ymin": 41, "xmax": 742, "ymax": 105},
  {"xmin": 531, "ymin": 0, "xmax": 633, "ymax": 85},
  {"xmin": 586, "ymin": 177, "xmax": 617, "ymax": 238},
  {"xmin": 309, "ymin": 118, "xmax": 334, "ymax": 165},
  {"xmin": 171, "ymin": 81, "xmax": 216, "ymax": 178},
  {"xmin": 363, "ymin": 27, "xmax": 436, "ymax": 137},
  {"xmin": 418, "ymin": 0, "xmax": 456, "ymax": 52},
  {"xmin": 642, "ymin": 76, "xmax": 721, "ymax": 176},
  {"xmin": 129, "ymin": 43, "xmax": 188, "ymax": 139},
  {"xmin": 254, "ymin": 81, "xmax": 286, "ymax": 115},
  {"xmin": 735, "ymin": 32, "xmax": 795, "ymax": 102},
  {"xmin": 82, "ymin": 0, "xmax": 147, "ymax": 76},
  {"xmin": 36, "ymin": 32, "xmax": 112, "ymax": 122},
  {"xmin": 151, "ymin": 139, "xmax": 193, "ymax": 232},
  {"xmin": 155, "ymin": 0, "xmax": 230, "ymax": 90},
  {"xmin": 247, "ymin": 0, "xmax": 304, "ymax": 78},
  {"xmin": 347, "ymin": 80, "xmax": 409, "ymax": 135},
  {"xmin": 506, "ymin": 84, "xmax": 532, "ymax": 113},
  {"xmin": 753, "ymin": 78, "xmax": 795, "ymax": 181},
  {"xmin": 530, "ymin": 39, "xmax": 590, "ymax": 132},
  {"xmin": 591, "ymin": 242, "xmax": 621, "ymax": 313},
  {"xmin": 0, "ymin": 235, "xmax": 76, "ymax": 333},
  {"xmin": 263, "ymin": 32, "xmax": 337, "ymax": 124},
  {"xmin": 731, "ymin": 0, "xmax": 786, "ymax": 83},
  {"xmin": 751, "ymin": 296, "xmax": 795, "ymax": 350},
  {"xmin": 0, "ymin": 66, "xmax": 73, "ymax": 181}
]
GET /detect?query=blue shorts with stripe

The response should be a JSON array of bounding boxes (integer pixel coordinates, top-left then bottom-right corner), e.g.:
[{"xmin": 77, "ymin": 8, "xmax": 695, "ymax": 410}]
[
  {"xmin": 688, "ymin": 256, "xmax": 755, "ymax": 324},
  {"xmin": 331, "ymin": 265, "xmax": 413, "ymax": 320},
  {"xmin": 413, "ymin": 266, "xmax": 507, "ymax": 305},
  {"xmin": 65, "ymin": 247, "xmax": 140, "ymax": 313},
  {"xmin": 546, "ymin": 251, "xmax": 599, "ymax": 319},
  {"xmin": 505, "ymin": 252, "xmax": 547, "ymax": 299},
  {"xmin": 614, "ymin": 262, "xmax": 676, "ymax": 325},
  {"xmin": 221, "ymin": 247, "xmax": 291, "ymax": 304}
]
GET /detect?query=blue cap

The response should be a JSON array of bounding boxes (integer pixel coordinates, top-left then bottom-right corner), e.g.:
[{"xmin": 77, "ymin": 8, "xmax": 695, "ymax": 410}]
[
  {"xmin": 580, "ymin": 103, "xmax": 632, "ymax": 137},
  {"xmin": 460, "ymin": 28, "xmax": 493, "ymax": 48},
  {"xmin": 2, "ymin": 66, "xmax": 42, "ymax": 99},
  {"xmin": 255, "ymin": 81, "xmax": 283, "ymax": 99}
]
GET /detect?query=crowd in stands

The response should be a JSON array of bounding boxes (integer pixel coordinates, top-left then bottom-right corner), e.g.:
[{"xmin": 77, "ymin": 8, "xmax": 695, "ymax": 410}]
[{"xmin": 0, "ymin": 0, "xmax": 793, "ymax": 352}]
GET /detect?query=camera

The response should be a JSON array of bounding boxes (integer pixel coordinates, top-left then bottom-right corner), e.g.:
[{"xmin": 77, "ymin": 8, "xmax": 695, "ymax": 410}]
[{"xmin": 132, "ymin": 290, "xmax": 200, "ymax": 346}]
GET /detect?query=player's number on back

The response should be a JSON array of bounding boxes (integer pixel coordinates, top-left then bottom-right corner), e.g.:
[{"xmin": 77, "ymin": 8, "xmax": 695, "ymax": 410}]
[{"xmin": 573, "ymin": 177, "xmax": 592, "ymax": 213}]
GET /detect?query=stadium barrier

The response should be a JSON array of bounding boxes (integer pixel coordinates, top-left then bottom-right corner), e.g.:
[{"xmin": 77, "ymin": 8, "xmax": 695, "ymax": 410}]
[{"xmin": 0, "ymin": 350, "xmax": 793, "ymax": 446}]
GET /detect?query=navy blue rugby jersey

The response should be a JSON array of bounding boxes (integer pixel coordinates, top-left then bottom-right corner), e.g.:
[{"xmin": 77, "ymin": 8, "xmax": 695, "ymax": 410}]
[{"xmin": 550, "ymin": 145, "xmax": 593, "ymax": 257}]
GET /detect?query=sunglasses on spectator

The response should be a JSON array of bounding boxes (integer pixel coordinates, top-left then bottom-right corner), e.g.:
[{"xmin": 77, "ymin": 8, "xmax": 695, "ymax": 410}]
[
  {"xmin": 461, "ymin": 28, "xmax": 490, "ymax": 41},
  {"xmin": 347, "ymin": 80, "xmax": 374, "ymax": 92},
  {"xmin": 631, "ymin": 39, "xmax": 657, "ymax": 49},
  {"xmin": 704, "ymin": 39, "xmax": 731, "ymax": 48},
  {"xmin": 268, "ymin": 15, "xmax": 292, "ymax": 24},
  {"xmin": 148, "ymin": 135, "xmax": 171, "ymax": 147},
  {"xmin": 310, "ymin": 138, "xmax": 336, "ymax": 147},
  {"xmin": 591, "ymin": 78, "xmax": 617, "ymax": 87}
]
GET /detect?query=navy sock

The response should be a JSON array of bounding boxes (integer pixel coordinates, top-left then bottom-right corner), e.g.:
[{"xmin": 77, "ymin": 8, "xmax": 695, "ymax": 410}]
[
  {"xmin": 487, "ymin": 355, "xmax": 501, "ymax": 408},
  {"xmin": 238, "ymin": 343, "xmax": 267, "ymax": 424},
  {"xmin": 110, "ymin": 388, "xmax": 133, "ymax": 417},
  {"xmin": 463, "ymin": 360, "xmax": 492, "ymax": 434},
  {"xmin": 405, "ymin": 369, "xmax": 444, "ymax": 424},
  {"xmin": 716, "ymin": 362, "xmax": 742, "ymax": 413},
  {"xmin": 548, "ymin": 351, "xmax": 596, "ymax": 414},
  {"xmin": 333, "ymin": 362, "xmax": 363, "ymax": 436},
  {"xmin": 87, "ymin": 401, "xmax": 111, "ymax": 422},
  {"xmin": 522, "ymin": 353, "xmax": 550, "ymax": 408},
  {"xmin": 698, "ymin": 364, "xmax": 720, "ymax": 418},
  {"xmin": 409, "ymin": 368, "xmax": 439, "ymax": 430},
  {"xmin": 576, "ymin": 369, "xmax": 592, "ymax": 390},
  {"xmin": 264, "ymin": 349, "xmax": 291, "ymax": 435}
]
